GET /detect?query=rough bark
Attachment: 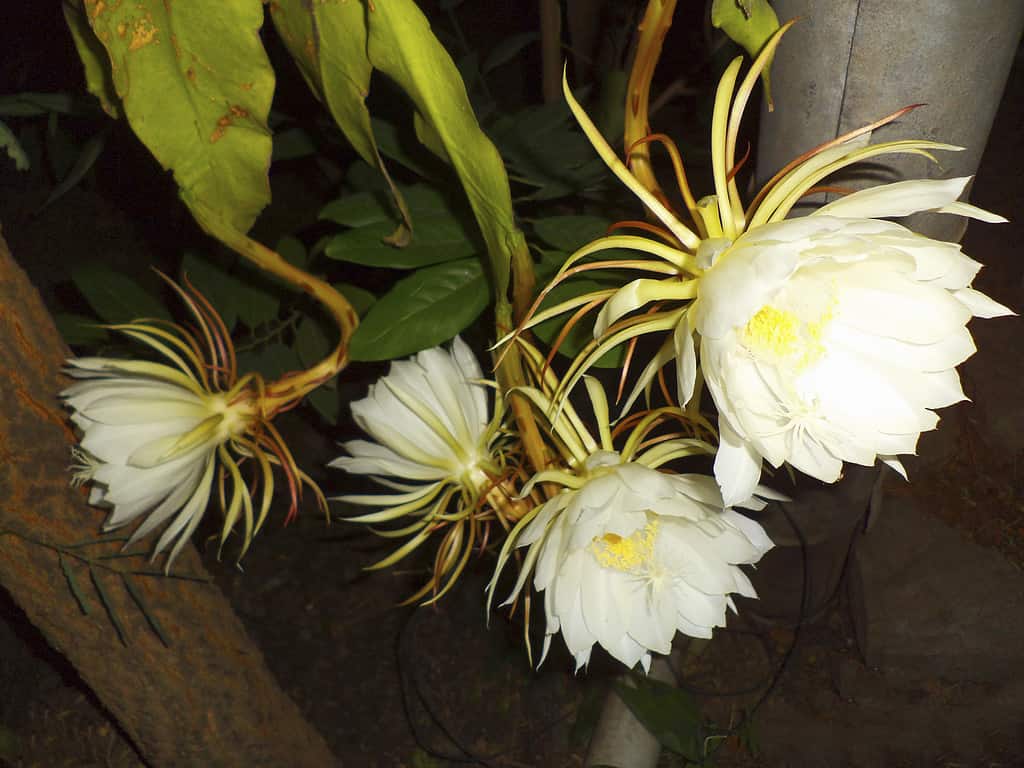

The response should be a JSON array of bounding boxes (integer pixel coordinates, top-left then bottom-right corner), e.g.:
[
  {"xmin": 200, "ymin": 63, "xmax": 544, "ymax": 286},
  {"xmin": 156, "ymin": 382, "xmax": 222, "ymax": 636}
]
[{"xmin": 0, "ymin": 231, "xmax": 337, "ymax": 767}]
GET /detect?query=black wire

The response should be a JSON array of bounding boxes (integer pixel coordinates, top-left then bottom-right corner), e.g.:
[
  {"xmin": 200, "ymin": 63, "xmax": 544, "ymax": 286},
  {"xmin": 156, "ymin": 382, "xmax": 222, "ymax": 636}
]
[
  {"xmin": 395, "ymin": 606, "xmax": 574, "ymax": 767},
  {"xmin": 703, "ymin": 500, "xmax": 810, "ymax": 758}
]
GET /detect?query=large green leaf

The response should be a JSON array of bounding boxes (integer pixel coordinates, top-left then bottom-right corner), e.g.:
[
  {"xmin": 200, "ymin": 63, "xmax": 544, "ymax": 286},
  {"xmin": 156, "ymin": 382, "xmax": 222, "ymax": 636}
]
[
  {"xmin": 613, "ymin": 675, "xmax": 703, "ymax": 760},
  {"xmin": 324, "ymin": 214, "xmax": 476, "ymax": 268},
  {"xmin": 63, "ymin": 1, "xmax": 120, "ymax": 118},
  {"xmin": 71, "ymin": 264, "xmax": 169, "ymax": 324},
  {"xmin": 363, "ymin": 0, "xmax": 524, "ymax": 302},
  {"xmin": 84, "ymin": 0, "xmax": 273, "ymax": 234},
  {"xmin": 350, "ymin": 258, "xmax": 487, "ymax": 361},
  {"xmin": 271, "ymin": 0, "xmax": 412, "ymax": 235}
]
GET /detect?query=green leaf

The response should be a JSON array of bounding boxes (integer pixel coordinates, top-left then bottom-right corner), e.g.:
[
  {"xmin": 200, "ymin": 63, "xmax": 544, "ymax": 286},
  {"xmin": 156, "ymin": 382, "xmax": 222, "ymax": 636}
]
[
  {"xmin": 272, "ymin": 0, "xmax": 414, "ymax": 234},
  {"xmin": 41, "ymin": 127, "xmax": 108, "ymax": 211},
  {"xmin": 324, "ymin": 213, "xmax": 477, "ymax": 268},
  {"xmin": 54, "ymin": 313, "xmax": 108, "ymax": 347},
  {"xmin": 86, "ymin": 0, "xmax": 273, "ymax": 234},
  {"xmin": 613, "ymin": 675, "xmax": 703, "ymax": 760},
  {"xmin": 334, "ymin": 282, "xmax": 377, "ymax": 318},
  {"xmin": 481, "ymin": 32, "xmax": 539, "ymax": 74},
  {"xmin": 364, "ymin": 0, "xmax": 525, "ymax": 302},
  {"xmin": 276, "ymin": 235, "xmax": 307, "ymax": 268},
  {"xmin": 711, "ymin": 0, "xmax": 780, "ymax": 99},
  {"xmin": 532, "ymin": 279, "xmax": 624, "ymax": 369},
  {"xmin": 350, "ymin": 258, "xmax": 487, "ymax": 361},
  {"xmin": 0, "ymin": 119, "xmax": 29, "ymax": 171},
  {"xmin": 319, "ymin": 191, "xmax": 392, "ymax": 228},
  {"xmin": 122, "ymin": 573, "xmax": 171, "ymax": 647},
  {"xmin": 272, "ymin": 126, "xmax": 317, "ymax": 162},
  {"xmin": 181, "ymin": 251, "xmax": 240, "ymax": 331},
  {"xmin": 63, "ymin": 0, "xmax": 121, "ymax": 117},
  {"xmin": 307, "ymin": 386, "xmax": 341, "ymax": 424},
  {"xmin": 533, "ymin": 215, "xmax": 611, "ymax": 253},
  {"xmin": 236, "ymin": 342, "xmax": 301, "ymax": 381},
  {"xmin": 72, "ymin": 264, "xmax": 169, "ymax": 324},
  {"xmin": 294, "ymin": 315, "xmax": 332, "ymax": 368}
]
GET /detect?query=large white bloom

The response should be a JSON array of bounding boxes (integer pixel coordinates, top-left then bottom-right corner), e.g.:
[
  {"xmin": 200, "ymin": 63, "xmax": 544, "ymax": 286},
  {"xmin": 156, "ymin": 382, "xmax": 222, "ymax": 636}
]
[
  {"xmin": 331, "ymin": 336, "xmax": 506, "ymax": 602},
  {"xmin": 688, "ymin": 178, "xmax": 1014, "ymax": 505},
  {"xmin": 496, "ymin": 451, "xmax": 774, "ymax": 672},
  {"xmin": 64, "ymin": 356, "xmax": 253, "ymax": 565},
  {"xmin": 331, "ymin": 336, "xmax": 492, "ymax": 489}
]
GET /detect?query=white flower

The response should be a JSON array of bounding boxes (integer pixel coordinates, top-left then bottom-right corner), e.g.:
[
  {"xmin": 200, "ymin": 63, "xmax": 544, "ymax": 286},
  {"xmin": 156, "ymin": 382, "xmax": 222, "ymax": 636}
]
[
  {"xmin": 331, "ymin": 337, "xmax": 507, "ymax": 602},
  {"xmin": 63, "ymin": 278, "xmax": 319, "ymax": 568},
  {"xmin": 495, "ymin": 451, "xmax": 774, "ymax": 673},
  {"xmin": 332, "ymin": 336, "xmax": 492, "ymax": 488},
  {"xmin": 689, "ymin": 180, "xmax": 1014, "ymax": 505},
  {"xmin": 64, "ymin": 356, "xmax": 254, "ymax": 565}
]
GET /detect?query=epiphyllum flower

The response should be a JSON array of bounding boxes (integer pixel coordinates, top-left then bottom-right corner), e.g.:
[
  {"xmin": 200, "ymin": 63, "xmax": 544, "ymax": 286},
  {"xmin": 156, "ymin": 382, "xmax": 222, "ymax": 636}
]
[
  {"xmin": 506, "ymin": 23, "xmax": 1012, "ymax": 506},
  {"xmin": 64, "ymin": 277, "xmax": 324, "ymax": 568},
  {"xmin": 331, "ymin": 337, "xmax": 517, "ymax": 604},
  {"xmin": 488, "ymin": 361, "xmax": 776, "ymax": 672}
]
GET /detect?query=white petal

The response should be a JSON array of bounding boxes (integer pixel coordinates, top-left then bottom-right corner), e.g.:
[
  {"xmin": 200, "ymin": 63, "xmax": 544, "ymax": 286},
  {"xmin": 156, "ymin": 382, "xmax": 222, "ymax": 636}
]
[
  {"xmin": 813, "ymin": 177, "xmax": 970, "ymax": 220},
  {"xmin": 714, "ymin": 419, "xmax": 763, "ymax": 508}
]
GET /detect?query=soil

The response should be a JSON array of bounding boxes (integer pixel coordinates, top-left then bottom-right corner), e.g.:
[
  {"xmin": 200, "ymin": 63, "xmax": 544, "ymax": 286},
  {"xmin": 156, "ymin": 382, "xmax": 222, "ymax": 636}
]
[{"xmin": 1, "ymin": 10, "xmax": 1022, "ymax": 768}]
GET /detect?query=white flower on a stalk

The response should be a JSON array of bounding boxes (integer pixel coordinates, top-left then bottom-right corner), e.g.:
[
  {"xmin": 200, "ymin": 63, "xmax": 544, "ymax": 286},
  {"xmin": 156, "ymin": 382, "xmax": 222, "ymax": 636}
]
[
  {"xmin": 331, "ymin": 337, "xmax": 510, "ymax": 603},
  {"xmin": 517, "ymin": 25, "xmax": 1013, "ymax": 507},
  {"xmin": 690, "ymin": 190, "xmax": 1014, "ymax": 505},
  {"xmin": 64, "ymin": 277, "xmax": 321, "ymax": 569},
  {"xmin": 496, "ymin": 451, "xmax": 774, "ymax": 673},
  {"xmin": 65, "ymin": 358, "xmax": 253, "ymax": 564},
  {"xmin": 487, "ymin": 368, "xmax": 777, "ymax": 673}
]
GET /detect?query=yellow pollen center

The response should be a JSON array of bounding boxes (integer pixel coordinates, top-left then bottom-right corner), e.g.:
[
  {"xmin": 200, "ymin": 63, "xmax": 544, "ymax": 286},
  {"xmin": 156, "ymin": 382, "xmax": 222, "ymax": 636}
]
[
  {"xmin": 742, "ymin": 301, "xmax": 834, "ymax": 371},
  {"xmin": 590, "ymin": 520, "xmax": 658, "ymax": 572}
]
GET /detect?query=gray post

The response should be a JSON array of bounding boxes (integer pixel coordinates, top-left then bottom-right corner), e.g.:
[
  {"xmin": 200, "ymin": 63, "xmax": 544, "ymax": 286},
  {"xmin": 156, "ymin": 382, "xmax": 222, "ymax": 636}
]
[{"xmin": 757, "ymin": 0, "xmax": 1024, "ymax": 241}]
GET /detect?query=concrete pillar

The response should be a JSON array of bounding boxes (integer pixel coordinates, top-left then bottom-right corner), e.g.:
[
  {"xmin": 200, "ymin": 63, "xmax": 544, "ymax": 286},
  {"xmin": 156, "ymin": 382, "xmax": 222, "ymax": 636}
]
[{"xmin": 757, "ymin": 0, "xmax": 1024, "ymax": 241}]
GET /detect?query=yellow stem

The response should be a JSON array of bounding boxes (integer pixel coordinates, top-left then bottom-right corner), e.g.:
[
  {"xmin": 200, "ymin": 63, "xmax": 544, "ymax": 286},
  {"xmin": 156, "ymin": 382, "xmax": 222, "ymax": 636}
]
[
  {"xmin": 624, "ymin": 0, "xmax": 678, "ymax": 200},
  {"xmin": 191, "ymin": 203, "xmax": 358, "ymax": 416}
]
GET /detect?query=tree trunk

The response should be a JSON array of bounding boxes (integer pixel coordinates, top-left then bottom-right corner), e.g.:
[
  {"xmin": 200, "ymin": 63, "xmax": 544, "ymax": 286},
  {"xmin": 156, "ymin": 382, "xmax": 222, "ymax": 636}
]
[{"xmin": 0, "ymin": 230, "xmax": 337, "ymax": 767}]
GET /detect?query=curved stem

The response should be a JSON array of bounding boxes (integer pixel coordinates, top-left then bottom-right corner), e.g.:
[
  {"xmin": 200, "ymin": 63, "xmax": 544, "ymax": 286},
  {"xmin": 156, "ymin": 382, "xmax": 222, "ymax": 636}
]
[{"xmin": 191, "ymin": 204, "xmax": 358, "ymax": 416}]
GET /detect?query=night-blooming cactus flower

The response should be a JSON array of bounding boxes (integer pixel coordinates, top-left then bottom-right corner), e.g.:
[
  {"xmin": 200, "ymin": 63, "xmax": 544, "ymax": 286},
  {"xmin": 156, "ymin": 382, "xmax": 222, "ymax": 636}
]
[
  {"xmin": 506, "ymin": 24, "xmax": 1012, "ymax": 506},
  {"xmin": 488, "ymin": 364, "xmax": 778, "ymax": 672},
  {"xmin": 64, "ymin": 277, "xmax": 321, "ymax": 568},
  {"xmin": 331, "ymin": 337, "xmax": 516, "ymax": 604}
]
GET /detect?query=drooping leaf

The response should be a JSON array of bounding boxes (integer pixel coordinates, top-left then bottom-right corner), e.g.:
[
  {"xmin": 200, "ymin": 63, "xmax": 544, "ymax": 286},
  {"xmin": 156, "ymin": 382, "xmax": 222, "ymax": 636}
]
[
  {"xmin": 273, "ymin": 0, "xmax": 414, "ymax": 235},
  {"xmin": 363, "ymin": 0, "xmax": 525, "ymax": 302},
  {"xmin": 122, "ymin": 573, "xmax": 170, "ymax": 647},
  {"xmin": 63, "ymin": 0, "xmax": 121, "ymax": 117},
  {"xmin": 350, "ymin": 258, "xmax": 487, "ymax": 361},
  {"xmin": 85, "ymin": 0, "xmax": 274, "ymax": 234},
  {"xmin": 72, "ymin": 264, "xmax": 169, "ymax": 324},
  {"xmin": 711, "ymin": 0, "xmax": 780, "ymax": 100},
  {"xmin": 613, "ymin": 675, "xmax": 703, "ymax": 760}
]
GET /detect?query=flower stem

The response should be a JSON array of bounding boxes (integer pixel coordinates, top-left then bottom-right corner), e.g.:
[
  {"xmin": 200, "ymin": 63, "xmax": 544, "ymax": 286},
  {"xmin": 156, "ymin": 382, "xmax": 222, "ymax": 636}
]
[{"xmin": 191, "ymin": 204, "xmax": 358, "ymax": 416}]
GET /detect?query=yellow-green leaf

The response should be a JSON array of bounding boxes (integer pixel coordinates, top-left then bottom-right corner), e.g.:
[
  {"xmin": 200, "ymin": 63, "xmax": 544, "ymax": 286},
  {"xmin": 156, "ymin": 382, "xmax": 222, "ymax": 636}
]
[
  {"xmin": 84, "ymin": 0, "xmax": 273, "ymax": 234},
  {"xmin": 363, "ymin": 0, "xmax": 524, "ymax": 303},
  {"xmin": 711, "ymin": 0, "xmax": 780, "ymax": 101},
  {"xmin": 63, "ymin": 1, "xmax": 121, "ymax": 118}
]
